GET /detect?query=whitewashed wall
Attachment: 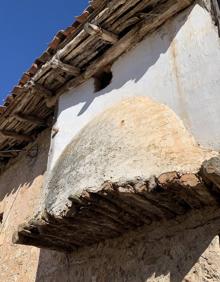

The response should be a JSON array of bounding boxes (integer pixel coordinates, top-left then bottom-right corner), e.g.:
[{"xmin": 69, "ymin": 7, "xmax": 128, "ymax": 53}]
[{"xmin": 49, "ymin": 4, "xmax": 220, "ymax": 169}]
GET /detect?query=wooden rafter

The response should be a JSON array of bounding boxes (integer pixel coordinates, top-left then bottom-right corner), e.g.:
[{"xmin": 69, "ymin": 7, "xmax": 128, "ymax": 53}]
[
  {"xmin": 84, "ymin": 23, "xmax": 119, "ymax": 44},
  {"xmin": 30, "ymin": 82, "xmax": 53, "ymax": 98},
  {"xmin": 0, "ymin": 130, "xmax": 33, "ymax": 142},
  {"xmin": 46, "ymin": 0, "xmax": 193, "ymax": 107},
  {"xmin": 14, "ymin": 113, "xmax": 47, "ymax": 127},
  {"xmin": 0, "ymin": 0, "xmax": 195, "ymax": 162},
  {"xmin": 50, "ymin": 58, "xmax": 81, "ymax": 77},
  {"xmin": 0, "ymin": 151, "xmax": 18, "ymax": 158}
]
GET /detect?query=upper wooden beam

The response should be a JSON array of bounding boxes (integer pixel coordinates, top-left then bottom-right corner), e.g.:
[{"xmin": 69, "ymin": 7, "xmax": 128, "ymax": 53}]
[
  {"xmin": 14, "ymin": 113, "xmax": 47, "ymax": 127},
  {"xmin": 0, "ymin": 151, "xmax": 19, "ymax": 158},
  {"xmin": 84, "ymin": 23, "xmax": 119, "ymax": 44},
  {"xmin": 0, "ymin": 130, "xmax": 33, "ymax": 142},
  {"xmin": 52, "ymin": 70, "xmax": 66, "ymax": 84},
  {"xmin": 51, "ymin": 58, "xmax": 81, "ymax": 77},
  {"xmin": 25, "ymin": 81, "xmax": 53, "ymax": 98}
]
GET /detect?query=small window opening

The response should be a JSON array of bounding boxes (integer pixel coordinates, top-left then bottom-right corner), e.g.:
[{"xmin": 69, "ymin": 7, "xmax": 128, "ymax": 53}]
[{"xmin": 94, "ymin": 66, "xmax": 113, "ymax": 92}]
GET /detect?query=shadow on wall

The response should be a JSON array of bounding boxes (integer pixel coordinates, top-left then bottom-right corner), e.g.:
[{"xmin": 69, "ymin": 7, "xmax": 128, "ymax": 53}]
[
  {"xmin": 34, "ymin": 209, "xmax": 220, "ymax": 282},
  {"xmin": 0, "ymin": 130, "xmax": 51, "ymax": 202},
  {"xmin": 58, "ymin": 5, "xmax": 194, "ymax": 117}
]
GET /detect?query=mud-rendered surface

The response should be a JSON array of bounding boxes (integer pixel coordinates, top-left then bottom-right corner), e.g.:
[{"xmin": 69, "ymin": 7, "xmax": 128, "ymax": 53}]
[
  {"xmin": 45, "ymin": 97, "xmax": 217, "ymax": 215},
  {"xmin": 13, "ymin": 98, "xmax": 220, "ymax": 253},
  {"xmin": 0, "ymin": 130, "xmax": 51, "ymax": 282}
]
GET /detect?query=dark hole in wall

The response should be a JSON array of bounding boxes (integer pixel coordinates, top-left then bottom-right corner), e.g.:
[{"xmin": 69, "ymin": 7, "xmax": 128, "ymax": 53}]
[
  {"xmin": 0, "ymin": 213, "xmax": 3, "ymax": 224},
  {"xmin": 94, "ymin": 66, "xmax": 113, "ymax": 92}
]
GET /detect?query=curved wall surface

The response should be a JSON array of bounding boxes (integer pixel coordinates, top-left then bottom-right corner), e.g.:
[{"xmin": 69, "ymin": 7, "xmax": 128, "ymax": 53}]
[{"xmin": 45, "ymin": 97, "xmax": 216, "ymax": 214}]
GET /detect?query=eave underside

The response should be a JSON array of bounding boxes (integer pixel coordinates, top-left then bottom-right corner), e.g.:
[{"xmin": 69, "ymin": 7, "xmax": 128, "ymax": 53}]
[{"xmin": 13, "ymin": 157, "xmax": 220, "ymax": 252}]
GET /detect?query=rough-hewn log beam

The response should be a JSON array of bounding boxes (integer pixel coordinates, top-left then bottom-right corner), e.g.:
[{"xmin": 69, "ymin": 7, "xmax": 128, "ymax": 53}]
[
  {"xmin": 0, "ymin": 130, "xmax": 33, "ymax": 142},
  {"xmin": 84, "ymin": 23, "xmax": 119, "ymax": 44},
  {"xmin": 52, "ymin": 70, "xmax": 66, "ymax": 84},
  {"xmin": 0, "ymin": 151, "xmax": 18, "ymax": 158},
  {"xmin": 14, "ymin": 113, "xmax": 47, "ymax": 127},
  {"xmin": 51, "ymin": 58, "xmax": 81, "ymax": 77},
  {"xmin": 30, "ymin": 82, "xmax": 53, "ymax": 98},
  {"xmin": 211, "ymin": 0, "xmax": 220, "ymax": 35}
]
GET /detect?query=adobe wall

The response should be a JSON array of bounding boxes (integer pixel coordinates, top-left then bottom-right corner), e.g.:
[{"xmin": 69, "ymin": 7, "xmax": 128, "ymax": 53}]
[
  {"xmin": 1, "ymin": 2, "xmax": 220, "ymax": 282},
  {"xmin": 35, "ymin": 208, "xmax": 220, "ymax": 282},
  {"xmin": 0, "ymin": 130, "xmax": 51, "ymax": 282},
  {"xmin": 2, "ymin": 145, "xmax": 220, "ymax": 282}
]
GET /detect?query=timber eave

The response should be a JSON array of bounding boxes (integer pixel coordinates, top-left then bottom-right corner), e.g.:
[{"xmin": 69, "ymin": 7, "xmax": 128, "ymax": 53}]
[{"xmin": 0, "ymin": 0, "xmax": 194, "ymax": 168}]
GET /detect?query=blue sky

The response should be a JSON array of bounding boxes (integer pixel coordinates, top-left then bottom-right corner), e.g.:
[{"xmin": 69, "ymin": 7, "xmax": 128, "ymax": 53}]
[{"xmin": 0, "ymin": 0, "xmax": 88, "ymax": 104}]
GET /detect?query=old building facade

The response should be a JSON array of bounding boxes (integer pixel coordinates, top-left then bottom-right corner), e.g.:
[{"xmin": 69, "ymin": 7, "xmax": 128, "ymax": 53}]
[{"xmin": 1, "ymin": 1, "xmax": 220, "ymax": 281}]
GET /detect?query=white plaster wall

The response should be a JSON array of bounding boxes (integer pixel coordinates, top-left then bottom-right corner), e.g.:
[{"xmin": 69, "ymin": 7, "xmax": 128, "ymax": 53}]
[{"xmin": 49, "ymin": 4, "xmax": 220, "ymax": 169}]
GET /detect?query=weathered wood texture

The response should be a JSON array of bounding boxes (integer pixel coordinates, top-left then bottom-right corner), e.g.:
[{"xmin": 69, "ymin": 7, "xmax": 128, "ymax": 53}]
[
  {"xmin": 0, "ymin": 0, "xmax": 194, "ymax": 165},
  {"xmin": 211, "ymin": 0, "xmax": 220, "ymax": 35},
  {"xmin": 13, "ymin": 157, "xmax": 220, "ymax": 253}
]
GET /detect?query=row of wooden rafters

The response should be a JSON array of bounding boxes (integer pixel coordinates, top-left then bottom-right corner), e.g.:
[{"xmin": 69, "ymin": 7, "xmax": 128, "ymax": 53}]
[{"xmin": 0, "ymin": 0, "xmax": 193, "ymax": 162}]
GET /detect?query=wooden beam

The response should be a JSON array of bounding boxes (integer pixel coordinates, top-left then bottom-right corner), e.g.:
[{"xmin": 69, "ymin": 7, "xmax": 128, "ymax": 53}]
[
  {"xmin": 211, "ymin": 0, "xmax": 220, "ymax": 36},
  {"xmin": 0, "ymin": 151, "xmax": 18, "ymax": 158},
  {"xmin": 46, "ymin": 0, "xmax": 193, "ymax": 107},
  {"xmin": 0, "ymin": 130, "xmax": 33, "ymax": 142},
  {"xmin": 27, "ymin": 0, "xmax": 152, "ymax": 91},
  {"xmin": 30, "ymin": 82, "xmax": 53, "ymax": 98},
  {"xmin": 84, "ymin": 23, "xmax": 119, "ymax": 44},
  {"xmin": 52, "ymin": 70, "xmax": 66, "ymax": 84},
  {"xmin": 51, "ymin": 58, "xmax": 81, "ymax": 77},
  {"xmin": 14, "ymin": 113, "xmax": 47, "ymax": 127}
]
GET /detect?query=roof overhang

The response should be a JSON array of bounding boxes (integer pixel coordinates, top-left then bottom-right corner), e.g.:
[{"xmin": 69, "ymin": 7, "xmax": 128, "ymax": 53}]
[{"xmin": 0, "ymin": 0, "xmax": 194, "ymax": 168}]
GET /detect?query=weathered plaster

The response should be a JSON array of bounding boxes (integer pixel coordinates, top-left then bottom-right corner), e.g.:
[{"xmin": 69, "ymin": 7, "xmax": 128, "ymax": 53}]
[
  {"xmin": 45, "ymin": 97, "xmax": 217, "ymax": 214},
  {"xmin": 49, "ymin": 3, "xmax": 220, "ymax": 170},
  {"xmin": 2, "ymin": 135, "xmax": 220, "ymax": 282},
  {"xmin": 2, "ymin": 3, "xmax": 220, "ymax": 282},
  {"xmin": 0, "ymin": 130, "xmax": 50, "ymax": 282}
]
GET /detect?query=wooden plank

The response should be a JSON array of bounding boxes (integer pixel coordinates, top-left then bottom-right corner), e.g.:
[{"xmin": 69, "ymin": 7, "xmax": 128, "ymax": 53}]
[
  {"xmin": 0, "ymin": 151, "xmax": 18, "ymax": 158},
  {"xmin": 84, "ymin": 23, "xmax": 119, "ymax": 44},
  {"xmin": 14, "ymin": 113, "xmax": 47, "ymax": 127},
  {"xmin": 0, "ymin": 130, "xmax": 33, "ymax": 142},
  {"xmin": 31, "ymin": 82, "xmax": 53, "ymax": 98},
  {"xmin": 50, "ymin": 58, "xmax": 81, "ymax": 76},
  {"xmin": 211, "ymin": 0, "xmax": 220, "ymax": 35}
]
